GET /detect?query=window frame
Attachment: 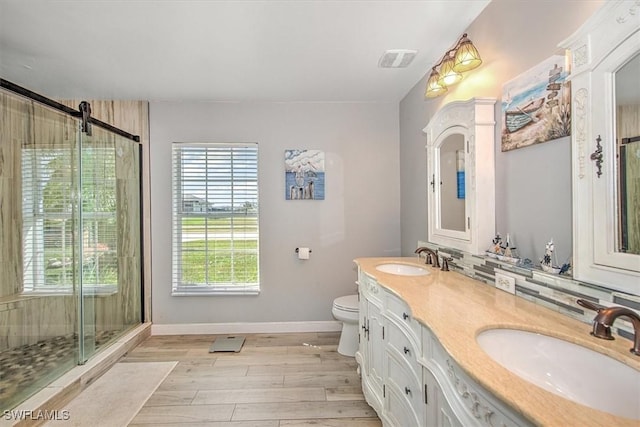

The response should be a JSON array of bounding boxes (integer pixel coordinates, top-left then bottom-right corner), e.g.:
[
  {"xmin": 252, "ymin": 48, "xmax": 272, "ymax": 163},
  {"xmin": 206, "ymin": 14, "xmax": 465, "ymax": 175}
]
[{"xmin": 171, "ymin": 142, "xmax": 260, "ymax": 296}]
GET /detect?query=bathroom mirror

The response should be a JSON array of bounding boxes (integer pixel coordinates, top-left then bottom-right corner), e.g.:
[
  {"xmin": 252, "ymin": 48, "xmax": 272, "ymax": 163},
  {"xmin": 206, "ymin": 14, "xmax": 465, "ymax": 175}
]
[
  {"xmin": 438, "ymin": 133, "xmax": 466, "ymax": 232},
  {"xmin": 424, "ymin": 98, "xmax": 496, "ymax": 255},
  {"xmin": 561, "ymin": 1, "xmax": 640, "ymax": 293},
  {"xmin": 615, "ymin": 53, "xmax": 640, "ymax": 256}
]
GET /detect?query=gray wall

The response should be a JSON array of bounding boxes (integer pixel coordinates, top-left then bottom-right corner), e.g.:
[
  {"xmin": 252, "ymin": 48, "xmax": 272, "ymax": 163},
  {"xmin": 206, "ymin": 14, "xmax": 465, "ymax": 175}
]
[
  {"xmin": 399, "ymin": 0, "xmax": 603, "ymax": 264},
  {"xmin": 150, "ymin": 101, "xmax": 400, "ymax": 324},
  {"xmin": 150, "ymin": 0, "xmax": 606, "ymax": 325}
]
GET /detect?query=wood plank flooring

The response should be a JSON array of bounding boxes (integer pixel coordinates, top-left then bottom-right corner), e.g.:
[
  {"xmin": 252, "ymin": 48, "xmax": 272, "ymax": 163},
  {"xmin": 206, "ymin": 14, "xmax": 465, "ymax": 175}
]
[{"xmin": 123, "ymin": 332, "xmax": 382, "ymax": 426}]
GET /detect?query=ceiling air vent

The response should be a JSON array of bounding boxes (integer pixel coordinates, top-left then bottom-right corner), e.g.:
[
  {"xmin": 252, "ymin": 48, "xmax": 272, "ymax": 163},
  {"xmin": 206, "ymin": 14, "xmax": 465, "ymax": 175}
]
[{"xmin": 378, "ymin": 49, "xmax": 418, "ymax": 68}]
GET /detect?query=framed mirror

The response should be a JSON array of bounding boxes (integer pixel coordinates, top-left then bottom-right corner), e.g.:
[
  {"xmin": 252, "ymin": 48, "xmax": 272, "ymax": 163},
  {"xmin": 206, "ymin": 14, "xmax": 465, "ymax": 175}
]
[
  {"xmin": 561, "ymin": 1, "xmax": 640, "ymax": 293},
  {"xmin": 424, "ymin": 98, "xmax": 496, "ymax": 254}
]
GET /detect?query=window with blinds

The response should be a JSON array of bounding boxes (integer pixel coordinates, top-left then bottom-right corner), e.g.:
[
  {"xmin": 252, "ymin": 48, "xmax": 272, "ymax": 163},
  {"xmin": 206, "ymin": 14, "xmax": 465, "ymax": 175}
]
[
  {"xmin": 172, "ymin": 143, "xmax": 259, "ymax": 295},
  {"xmin": 22, "ymin": 146, "xmax": 118, "ymax": 293}
]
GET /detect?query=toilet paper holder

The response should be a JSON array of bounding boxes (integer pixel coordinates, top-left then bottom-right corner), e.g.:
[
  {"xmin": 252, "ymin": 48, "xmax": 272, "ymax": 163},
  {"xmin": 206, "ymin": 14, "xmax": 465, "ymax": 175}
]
[{"xmin": 295, "ymin": 248, "xmax": 312, "ymax": 254}]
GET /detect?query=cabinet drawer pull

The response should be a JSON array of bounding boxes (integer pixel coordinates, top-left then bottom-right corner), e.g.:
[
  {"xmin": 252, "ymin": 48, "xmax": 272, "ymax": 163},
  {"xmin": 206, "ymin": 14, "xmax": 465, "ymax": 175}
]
[
  {"xmin": 402, "ymin": 312, "xmax": 409, "ymax": 320},
  {"xmin": 403, "ymin": 346, "xmax": 411, "ymax": 355},
  {"xmin": 404, "ymin": 386, "xmax": 412, "ymax": 396}
]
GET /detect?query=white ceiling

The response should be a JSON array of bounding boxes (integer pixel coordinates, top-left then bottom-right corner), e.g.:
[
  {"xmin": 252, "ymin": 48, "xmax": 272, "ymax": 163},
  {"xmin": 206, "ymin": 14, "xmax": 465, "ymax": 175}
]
[{"xmin": 0, "ymin": 0, "xmax": 490, "ymax": 102}]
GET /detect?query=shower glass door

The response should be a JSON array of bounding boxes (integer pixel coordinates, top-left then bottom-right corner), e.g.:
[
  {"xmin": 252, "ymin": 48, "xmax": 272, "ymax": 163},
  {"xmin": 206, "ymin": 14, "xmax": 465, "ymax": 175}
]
[
  {"xmin": 1, "ymin": 94, "xmax": 81, "ymax": 410},
  {"xmin": 77, "ymin": 126, "xmax": 142, "ymax": 363},
  {"xmin": 1, "ymin": 83, "xmax": 143, "ymax": 410}
]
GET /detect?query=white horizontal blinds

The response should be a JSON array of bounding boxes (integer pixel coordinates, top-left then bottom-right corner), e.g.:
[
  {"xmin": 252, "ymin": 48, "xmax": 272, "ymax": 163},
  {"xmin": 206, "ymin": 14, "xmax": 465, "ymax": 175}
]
[
  {"xmin": 22, "ymin": 147, "xmax": 75, "ymax": 290},
  {"xmin": 21, "ymin": 106, "xmax": 77, "ymax": 292},
  {"xmin": 22, "ymin": 141, "xmax": 119, "ymax": 291},
  {"xmin": 80, "ymin": 138, "xmax": 118, "ymax": 288},
  {"xmin": 172, "ymin": 143, "xmax": 259, "ymax": 295}
]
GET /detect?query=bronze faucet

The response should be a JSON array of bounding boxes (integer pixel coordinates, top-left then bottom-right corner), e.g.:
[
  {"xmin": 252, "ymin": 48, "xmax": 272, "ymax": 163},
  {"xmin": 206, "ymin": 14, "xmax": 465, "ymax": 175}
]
[
  {"xmin": 577, "ymin": 299, "xmax": 640, "ymax": 356},
  {"xmin": 414, "ymin": 247, "xmax": 440, "ymax": 268},
  {"xmin": 440, "ymin": 256, "xmax": 451, "ymax": 271}
]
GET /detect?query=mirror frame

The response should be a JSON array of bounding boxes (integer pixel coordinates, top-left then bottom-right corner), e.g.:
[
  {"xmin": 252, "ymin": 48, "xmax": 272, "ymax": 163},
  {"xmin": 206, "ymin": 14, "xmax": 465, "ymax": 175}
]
[
  {"xmin": 560, "ymin": 0, "xmax": 640, "ymax": 293},
  {"xmin": 424, "ymin": 98, "xmax": 496, "ymax": 255}
]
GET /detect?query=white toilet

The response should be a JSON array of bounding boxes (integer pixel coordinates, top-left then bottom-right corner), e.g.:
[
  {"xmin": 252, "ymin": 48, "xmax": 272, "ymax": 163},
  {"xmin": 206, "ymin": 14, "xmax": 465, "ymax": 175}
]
[{"xmin": 332, "ymin": 294, "xmax": 359, "ymax": 357}]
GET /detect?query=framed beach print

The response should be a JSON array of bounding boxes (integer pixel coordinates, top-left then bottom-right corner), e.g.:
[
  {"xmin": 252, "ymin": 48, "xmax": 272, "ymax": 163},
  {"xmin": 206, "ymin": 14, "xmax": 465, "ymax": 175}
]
[
  {"xmin": 501, "ymin": 54, "xmax": 571, "ymax": 151},
  {"xmin": 284, "ymin": 149, "xmax": 325, "ymax": 200}
]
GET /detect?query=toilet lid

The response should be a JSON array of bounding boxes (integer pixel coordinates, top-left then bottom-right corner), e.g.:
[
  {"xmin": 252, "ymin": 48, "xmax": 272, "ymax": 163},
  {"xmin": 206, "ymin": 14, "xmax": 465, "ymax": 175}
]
[{"xmin": 333, "ymin": 294, "xmax": 359, "ymax": 312}]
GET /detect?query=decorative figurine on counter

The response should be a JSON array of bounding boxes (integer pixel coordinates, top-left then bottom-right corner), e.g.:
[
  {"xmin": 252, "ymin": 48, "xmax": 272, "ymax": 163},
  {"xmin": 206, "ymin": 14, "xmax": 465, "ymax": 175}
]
[
  {"xmin": 540, "ymin": 239, "xmax": 570, "ymax": 274},
  {"xmin": 485, "ymin": 233, "xmax": 502, "ymax": 259},
  {"xmin": 497, "ymin": 233, "xmax": 521, "ymax": 265},
  {"xmin": 486, "ymin": 233, "xmax": 520, "ymax": 264}
]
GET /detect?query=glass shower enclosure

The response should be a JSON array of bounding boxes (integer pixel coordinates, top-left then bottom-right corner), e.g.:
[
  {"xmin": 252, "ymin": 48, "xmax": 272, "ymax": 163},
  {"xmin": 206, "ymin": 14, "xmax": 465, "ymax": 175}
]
[{"xmin": 0, "ymin": 83, "xmax": 143, "ymax": 411}]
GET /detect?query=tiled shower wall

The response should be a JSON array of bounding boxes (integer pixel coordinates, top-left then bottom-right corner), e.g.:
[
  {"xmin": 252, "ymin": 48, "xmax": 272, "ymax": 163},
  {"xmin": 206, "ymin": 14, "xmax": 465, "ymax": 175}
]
[
  {"xmin": 0, "ymin": 95, "xmax": 150, "ymax": 351},
  {"xmin": 417, "ymin": 241, "xmax": 640, "ymax": 342}
]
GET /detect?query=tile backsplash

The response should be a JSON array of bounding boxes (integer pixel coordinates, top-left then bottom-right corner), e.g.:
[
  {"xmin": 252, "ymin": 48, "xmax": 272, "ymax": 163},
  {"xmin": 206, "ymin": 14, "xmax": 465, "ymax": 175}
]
[{"xmin": 417, "ymin": 241, "xmax": 640, "ymax": 341}]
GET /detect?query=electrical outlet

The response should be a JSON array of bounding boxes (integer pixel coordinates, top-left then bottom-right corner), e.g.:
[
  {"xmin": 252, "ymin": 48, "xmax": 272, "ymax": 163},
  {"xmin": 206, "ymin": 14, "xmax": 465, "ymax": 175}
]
[{"xmin": 495, "ymin": 272, "xmax": 516, "ymax": 294}]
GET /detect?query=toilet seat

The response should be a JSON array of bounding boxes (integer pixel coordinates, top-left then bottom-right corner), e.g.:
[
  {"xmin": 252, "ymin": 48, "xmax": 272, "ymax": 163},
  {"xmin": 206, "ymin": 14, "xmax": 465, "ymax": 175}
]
[{"xmin": 333, "ymin": 294, "xmax": 359, "ymax": 312}]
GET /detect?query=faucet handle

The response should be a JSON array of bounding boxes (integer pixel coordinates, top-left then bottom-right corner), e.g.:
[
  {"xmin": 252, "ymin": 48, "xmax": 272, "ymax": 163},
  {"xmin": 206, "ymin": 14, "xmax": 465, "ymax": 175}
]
[{"xmin": 577, "ymin": 299, "xmax": 606, "ymax": 312}]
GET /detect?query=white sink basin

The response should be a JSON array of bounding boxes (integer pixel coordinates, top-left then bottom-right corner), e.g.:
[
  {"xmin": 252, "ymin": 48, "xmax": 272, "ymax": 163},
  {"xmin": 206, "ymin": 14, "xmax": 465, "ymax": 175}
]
[
  {"xmin": 375, "ymin": 263, "xmax": 429, "ymax": 276},
  {"xmin": 477, "ymin": 328, "xmax": 640, "ymax": 420}
]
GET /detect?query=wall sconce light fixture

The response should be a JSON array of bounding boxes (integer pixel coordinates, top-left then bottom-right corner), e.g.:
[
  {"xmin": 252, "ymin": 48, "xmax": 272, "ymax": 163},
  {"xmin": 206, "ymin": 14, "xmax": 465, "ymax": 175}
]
[{"xmin": 424, "ymin": 33, "xmax": 482, "ymax": 99}]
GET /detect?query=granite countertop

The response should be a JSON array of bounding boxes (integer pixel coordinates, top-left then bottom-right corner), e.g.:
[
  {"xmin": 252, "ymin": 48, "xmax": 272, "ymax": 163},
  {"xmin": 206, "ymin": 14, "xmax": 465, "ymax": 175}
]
[{"xmin": 354, "ymin": 256, "xmax": 640, "ymax": 427}]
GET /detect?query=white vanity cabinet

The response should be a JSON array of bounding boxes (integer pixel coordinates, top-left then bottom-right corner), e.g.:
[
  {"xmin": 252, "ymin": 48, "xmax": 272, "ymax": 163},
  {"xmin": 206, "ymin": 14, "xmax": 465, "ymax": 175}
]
[
  {"xmin": 356, "ymin": 271, "xmax": 385, "ymax": 413},
  {"xmin": 357, "ymin": 270, "xmax": 426, "ymax": 426},
  {"xmin": 420, "ymin": 326, "xmax": 533, "ymax": 427},
  {"xmin": 423, "ymin": 367, "xmax": 463, "ymax": 427},
  {"xmin": 383, "ymin": 292, "xmax": 425, "ymax": 426},
  {"xmin": 356, "ymin": 269, "xmax": 532, "ymax": 427}
]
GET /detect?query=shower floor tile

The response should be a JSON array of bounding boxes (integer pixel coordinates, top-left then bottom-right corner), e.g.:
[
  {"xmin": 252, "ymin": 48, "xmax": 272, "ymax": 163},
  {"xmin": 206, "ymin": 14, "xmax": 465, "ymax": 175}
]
[{"xmin": 0, "ymin": 330, "xmax": 119, "ymax": 411}]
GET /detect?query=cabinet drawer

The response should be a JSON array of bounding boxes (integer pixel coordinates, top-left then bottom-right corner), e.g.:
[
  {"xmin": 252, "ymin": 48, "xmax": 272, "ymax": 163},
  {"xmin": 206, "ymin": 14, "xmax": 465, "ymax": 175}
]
[
  {"xmin": 359, "ymin": 272, "xmax": 383, "ymax": 303},
  {"xmin": 385, "ymin": 291, "xmax": 422, "ymax": 347},
  {"xmin": 385, "ymin": 350, "xmax": 424, "ymax": 426},
  {"xmin": 386, "ymin": 383, "xmax": 422, "ymax": 427},
  {"xmin": 386, "ymin": 319, "xmax": 421, "ymax": 378}
]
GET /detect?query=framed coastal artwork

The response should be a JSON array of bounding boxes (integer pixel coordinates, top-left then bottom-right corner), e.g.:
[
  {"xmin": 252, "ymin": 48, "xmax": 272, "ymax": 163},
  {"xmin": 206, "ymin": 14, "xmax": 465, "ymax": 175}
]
[
  {"xmin": 501, "ymin": 54, "xmax": 571, "ymax": 151},
  {"xmin": 284, "ymin": 149, "xmax": 325, "ymax": 200}
]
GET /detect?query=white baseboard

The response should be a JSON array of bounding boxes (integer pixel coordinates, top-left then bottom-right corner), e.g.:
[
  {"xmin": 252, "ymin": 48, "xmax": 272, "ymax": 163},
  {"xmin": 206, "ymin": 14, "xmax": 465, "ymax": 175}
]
[{"xmin": 151, "ymin": 320, "xmax": 342, "ymax": 335}]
